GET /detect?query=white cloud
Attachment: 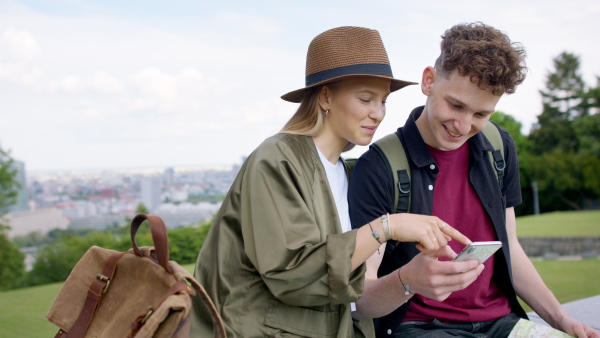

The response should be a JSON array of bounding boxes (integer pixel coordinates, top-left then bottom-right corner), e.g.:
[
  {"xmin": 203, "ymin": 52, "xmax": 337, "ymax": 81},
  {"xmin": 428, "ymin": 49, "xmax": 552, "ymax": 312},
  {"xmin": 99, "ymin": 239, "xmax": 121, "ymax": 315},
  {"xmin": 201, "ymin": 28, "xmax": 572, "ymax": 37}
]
[
  {"xmin": 57, "ymin": 75, "xmax": 83, "ymax": 93},
  {"xmin": 89, "ymin": 71, "xmax": 124, "ymax": 93},
  {"xmin": 3, "ymin": 27, "xmax": 40, "ymax": 60},
  {"xmin": 131, "ymin": 67, "xmax": 175, "ymax": 99},
  {"xmin": 0, "ymin": 61, "xmax": 45, "ymax": 87}
]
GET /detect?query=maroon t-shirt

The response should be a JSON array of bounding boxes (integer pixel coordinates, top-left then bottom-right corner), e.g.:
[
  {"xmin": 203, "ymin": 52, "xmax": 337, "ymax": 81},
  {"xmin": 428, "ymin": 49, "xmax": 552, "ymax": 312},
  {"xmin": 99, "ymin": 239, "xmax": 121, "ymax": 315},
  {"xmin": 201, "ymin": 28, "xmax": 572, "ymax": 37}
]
[{"xmin": 404, "ymin": 142, "xmax": 511, "ymax": 323}]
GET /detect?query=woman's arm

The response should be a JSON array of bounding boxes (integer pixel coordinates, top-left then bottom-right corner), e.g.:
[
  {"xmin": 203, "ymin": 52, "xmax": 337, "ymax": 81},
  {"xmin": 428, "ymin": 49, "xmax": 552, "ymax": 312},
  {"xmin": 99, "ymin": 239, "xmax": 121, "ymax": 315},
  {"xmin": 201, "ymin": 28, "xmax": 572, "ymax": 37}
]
[{"xmin": 351, "ymin": 212, "xmax": 471, "ymax": 271}]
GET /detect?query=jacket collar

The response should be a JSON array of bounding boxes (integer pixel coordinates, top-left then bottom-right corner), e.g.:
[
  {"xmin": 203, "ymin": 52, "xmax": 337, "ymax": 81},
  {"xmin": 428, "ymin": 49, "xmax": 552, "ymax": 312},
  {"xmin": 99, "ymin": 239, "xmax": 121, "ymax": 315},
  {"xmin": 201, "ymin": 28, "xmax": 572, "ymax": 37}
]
[{"xmin": 400, "ymin": 106, "xmax": 494, "ymax": 167}]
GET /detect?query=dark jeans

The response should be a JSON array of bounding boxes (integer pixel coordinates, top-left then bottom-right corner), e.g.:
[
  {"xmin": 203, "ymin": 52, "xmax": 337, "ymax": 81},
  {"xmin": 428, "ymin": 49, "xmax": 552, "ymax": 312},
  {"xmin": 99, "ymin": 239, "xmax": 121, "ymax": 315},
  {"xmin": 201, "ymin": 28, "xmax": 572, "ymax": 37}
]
[{"xmin": 393, "ymin": 313, "xmax": 521, "ymax": 337}]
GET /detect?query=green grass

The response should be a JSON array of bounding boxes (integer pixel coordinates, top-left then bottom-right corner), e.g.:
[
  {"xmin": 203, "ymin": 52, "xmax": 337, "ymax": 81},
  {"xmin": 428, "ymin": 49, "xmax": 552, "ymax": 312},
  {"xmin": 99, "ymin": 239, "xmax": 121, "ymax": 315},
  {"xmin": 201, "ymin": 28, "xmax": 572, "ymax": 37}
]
[
  {"xmin": 519, "ymin": 258, "xmax": 600, "ymax": 313},
  {"xmin": 516, "ymin": 210, "xmax": 600, "ymax": 237},
  {"xmin": 183, "ymin": 263, "xmax": 194, "ymax": 274},
  {"xmin": 0, "ymin": 283, "xmax": 63, "ymax": 338}
]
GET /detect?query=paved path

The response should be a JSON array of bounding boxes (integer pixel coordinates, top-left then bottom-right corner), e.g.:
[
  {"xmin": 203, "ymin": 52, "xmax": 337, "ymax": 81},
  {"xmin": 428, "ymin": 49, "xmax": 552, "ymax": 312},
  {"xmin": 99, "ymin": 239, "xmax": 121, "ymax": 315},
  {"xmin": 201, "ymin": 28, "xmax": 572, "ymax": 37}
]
[{"xmin": 527, "ymin": 295, "xmax": 600, "ymax": 331}]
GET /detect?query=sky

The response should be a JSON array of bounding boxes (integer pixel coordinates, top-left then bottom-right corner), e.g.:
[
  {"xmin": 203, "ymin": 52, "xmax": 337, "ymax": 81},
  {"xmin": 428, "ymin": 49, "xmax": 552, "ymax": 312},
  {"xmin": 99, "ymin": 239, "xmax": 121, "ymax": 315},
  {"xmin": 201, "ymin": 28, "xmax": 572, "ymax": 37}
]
[{"xmin": 1, "ymin": 0, "xmax": 599, "ymax": 172}]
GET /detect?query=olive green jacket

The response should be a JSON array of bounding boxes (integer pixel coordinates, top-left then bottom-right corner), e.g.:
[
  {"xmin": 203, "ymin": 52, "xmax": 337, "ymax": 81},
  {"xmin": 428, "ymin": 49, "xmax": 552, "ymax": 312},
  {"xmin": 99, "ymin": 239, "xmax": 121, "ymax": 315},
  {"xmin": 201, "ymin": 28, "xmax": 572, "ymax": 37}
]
[{"xmin": 191, "ymin": 134, "xmax": 373, "ymax": 337}]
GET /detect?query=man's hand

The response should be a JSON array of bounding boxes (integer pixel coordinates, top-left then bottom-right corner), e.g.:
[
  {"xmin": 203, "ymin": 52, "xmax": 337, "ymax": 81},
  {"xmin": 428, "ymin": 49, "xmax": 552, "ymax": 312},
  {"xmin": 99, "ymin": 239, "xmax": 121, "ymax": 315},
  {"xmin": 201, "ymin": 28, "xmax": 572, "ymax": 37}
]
[
  {"xmin": 556, "ymin": 316, "xmax": 600, "ymax": 338},
  {"xmin": 400, "ymin": 246, "xmax": 485, "ymax": 302}
]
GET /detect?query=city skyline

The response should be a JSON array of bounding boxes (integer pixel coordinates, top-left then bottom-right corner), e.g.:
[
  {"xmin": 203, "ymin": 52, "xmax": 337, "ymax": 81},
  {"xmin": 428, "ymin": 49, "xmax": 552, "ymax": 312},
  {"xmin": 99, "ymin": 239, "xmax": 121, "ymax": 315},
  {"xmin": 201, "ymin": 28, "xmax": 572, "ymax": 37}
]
[
  {"xmin": 7, "ymin": 163, "xmax": 237, "ymax": 238},
  {"xmin": 1, "ymin": 0, "xmax": 599, "ymax": 171}
]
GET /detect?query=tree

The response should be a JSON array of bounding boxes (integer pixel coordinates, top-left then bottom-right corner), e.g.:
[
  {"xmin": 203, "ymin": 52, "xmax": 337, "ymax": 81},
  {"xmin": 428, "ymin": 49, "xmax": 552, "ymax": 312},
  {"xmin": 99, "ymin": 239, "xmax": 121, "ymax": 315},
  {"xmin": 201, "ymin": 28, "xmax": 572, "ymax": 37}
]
[
  {"xmin": 525, "ymin": 151, "xmax": 583, "ymax": 211},
  {"xmin": 577, "ymin": 76, "xmax": 600, "ymax": 115},
  {"xmin": 24, "ymin": 230, "xmax": 130, "ymax": 286},
  {"xmin": 135, "ymin": 203, "xmax": 150, "ymax": 214},
  {"xmin": 168, "ymin": 221, "xmax": 212, "ymax": 265},
  {"xmin": 0, "ymin": 147, "xmax": 19, "ymax": 212},
  {"xmin": 123, "ymin": 203, "xmax": 152, "ymax": 235},
  {"xmin": 490, "ymin": 112, "xmax": 531, "ymax": 159},
  {"xmin": 574, "ymin": 78, "xmax": 600, "ymax": 157},
  {"xmin": 12, "ymin": 230, "xmax": 48, "ymax": 248},
  {"xmin": 490, "ymin": 112, "xmax": 533, "ymax": 216},
  {"xmin": 0, "ymin": 227, "xmax": 25, "ymax": 290},
  {"xmin": 524, "ymin": 52, "xmax": 600, "ymax": 211},
  {"xmin": 540, "ymin": 51, "xmax": 586, "ymax": 119},
  {"xmin": 0, "ymin": 146, "xmax": 24, "ymax": 290},
  {"xmin": 530, "ymin": 52, "xmax": 585, "ymax": 154}
]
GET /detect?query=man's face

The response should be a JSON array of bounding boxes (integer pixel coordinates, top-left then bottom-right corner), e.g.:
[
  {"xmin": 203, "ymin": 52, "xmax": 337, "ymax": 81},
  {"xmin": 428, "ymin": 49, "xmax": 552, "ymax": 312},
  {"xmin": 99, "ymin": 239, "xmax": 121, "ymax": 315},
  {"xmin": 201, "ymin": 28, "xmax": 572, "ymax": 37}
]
[{"xmin": 416, "ymin": 67, "xmax": 501, "ymax": 151}]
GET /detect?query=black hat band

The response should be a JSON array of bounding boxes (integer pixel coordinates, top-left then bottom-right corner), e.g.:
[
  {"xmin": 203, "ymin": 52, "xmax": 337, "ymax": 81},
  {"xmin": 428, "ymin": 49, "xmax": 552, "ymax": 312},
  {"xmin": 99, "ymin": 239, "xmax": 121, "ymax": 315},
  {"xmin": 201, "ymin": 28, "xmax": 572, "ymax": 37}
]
[{"xmin": 305, "ymin": 63, "xmax": 394, "ymax": 87}]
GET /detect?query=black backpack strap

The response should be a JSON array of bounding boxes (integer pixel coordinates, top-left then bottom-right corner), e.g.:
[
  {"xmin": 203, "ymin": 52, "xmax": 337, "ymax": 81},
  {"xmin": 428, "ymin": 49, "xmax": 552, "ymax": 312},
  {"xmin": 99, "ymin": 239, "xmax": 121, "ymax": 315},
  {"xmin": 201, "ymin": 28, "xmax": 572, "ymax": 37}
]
[
  {"xmin": 396, "ymin": 170, "xmax": 411, "ymax": 214},
  {"xmin": 481, "ymin": 122, "xmax": 505, "ymax": 189},
  {"xmin": 491, "ymin": 150, "xmax": 505, "ymax": 189}
]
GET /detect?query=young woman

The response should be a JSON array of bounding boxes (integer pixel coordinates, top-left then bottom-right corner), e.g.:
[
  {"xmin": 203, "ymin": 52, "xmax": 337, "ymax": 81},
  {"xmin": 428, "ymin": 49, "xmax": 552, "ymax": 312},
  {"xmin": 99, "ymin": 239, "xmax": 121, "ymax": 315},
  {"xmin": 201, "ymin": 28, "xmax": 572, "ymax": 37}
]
[{"xmin": 190, "ymin": 26, "xmax": 470, "ymax": 338}]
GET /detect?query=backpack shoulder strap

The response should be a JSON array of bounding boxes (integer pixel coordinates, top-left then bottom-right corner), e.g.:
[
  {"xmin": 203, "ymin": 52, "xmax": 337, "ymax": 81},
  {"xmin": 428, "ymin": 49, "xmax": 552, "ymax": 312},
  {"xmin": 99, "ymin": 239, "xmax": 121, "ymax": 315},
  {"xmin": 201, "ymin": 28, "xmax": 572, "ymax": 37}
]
[
  {"xmin": 344, "ymin": 157, "xmax": 357, "ymax": 177},
  {"xmin": 373, "ymin": 132, "xmax": 411, "ymax": 215},
  {"xmin": 373, "ymin": 132, "xmax": 410, "ymax": 254},
  {"xmin": 481, "ymin": 122, "xmax": 505, "ymax": 189}
]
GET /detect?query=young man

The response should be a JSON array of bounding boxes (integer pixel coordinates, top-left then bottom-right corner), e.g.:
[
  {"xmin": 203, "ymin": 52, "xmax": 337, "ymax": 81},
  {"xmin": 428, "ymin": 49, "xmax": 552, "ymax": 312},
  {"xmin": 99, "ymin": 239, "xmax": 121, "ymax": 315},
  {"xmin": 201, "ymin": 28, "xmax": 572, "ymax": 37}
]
[{"xmin": 349, "ymin": 22, "xmax": 599, "ymax": 338}]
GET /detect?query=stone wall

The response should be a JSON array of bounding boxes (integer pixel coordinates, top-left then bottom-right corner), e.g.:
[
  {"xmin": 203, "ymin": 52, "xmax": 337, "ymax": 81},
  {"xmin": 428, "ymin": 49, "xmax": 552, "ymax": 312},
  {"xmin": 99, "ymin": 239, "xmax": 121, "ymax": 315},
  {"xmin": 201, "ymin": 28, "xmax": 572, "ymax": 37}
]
[{"xmin": 518, "ymin": 237, "xmax": 600, "ymax": 258}]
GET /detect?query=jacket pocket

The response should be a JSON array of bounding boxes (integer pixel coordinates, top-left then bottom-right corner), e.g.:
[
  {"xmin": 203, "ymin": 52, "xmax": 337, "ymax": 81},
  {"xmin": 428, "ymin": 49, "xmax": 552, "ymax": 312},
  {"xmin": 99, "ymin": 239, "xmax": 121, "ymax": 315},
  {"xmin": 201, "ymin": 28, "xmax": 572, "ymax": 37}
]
[{"xmin": 264, "ymin": 298, "xmax": 340, "ymax": 338}]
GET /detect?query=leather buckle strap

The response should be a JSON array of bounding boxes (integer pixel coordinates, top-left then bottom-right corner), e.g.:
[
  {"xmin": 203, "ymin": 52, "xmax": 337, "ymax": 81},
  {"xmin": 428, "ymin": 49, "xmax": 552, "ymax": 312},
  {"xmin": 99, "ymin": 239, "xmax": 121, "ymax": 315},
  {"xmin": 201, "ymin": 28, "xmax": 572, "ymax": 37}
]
[
  {"xmin": 96, "ymin": 274, "xmax": 111, "ymax": 295},
  {"xmin": 66, "ymin": 251, "xmax": 125, "ymax": 338},
  {"xmin": 128, "ymin": 281, "xmax": 194, "ymax": 338}
]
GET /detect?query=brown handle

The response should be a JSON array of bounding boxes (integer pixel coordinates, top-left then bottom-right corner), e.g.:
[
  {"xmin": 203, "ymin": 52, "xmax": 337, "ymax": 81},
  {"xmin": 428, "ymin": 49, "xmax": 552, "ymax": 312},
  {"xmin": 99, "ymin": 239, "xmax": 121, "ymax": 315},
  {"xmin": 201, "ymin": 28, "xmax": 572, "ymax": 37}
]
[
  {"xmin": 187, "ymin": 277, "xmax": 227, "ymax": 337},
  {"xmin": 130, "ymin": 214, "xmax": 172, "ymax": 274}
]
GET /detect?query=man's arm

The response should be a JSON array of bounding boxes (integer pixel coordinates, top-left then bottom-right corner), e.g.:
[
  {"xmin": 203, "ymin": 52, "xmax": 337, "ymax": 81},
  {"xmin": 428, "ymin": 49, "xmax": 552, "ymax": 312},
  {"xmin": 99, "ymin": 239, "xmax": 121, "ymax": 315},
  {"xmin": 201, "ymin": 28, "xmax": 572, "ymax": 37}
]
[
  {"xmin": 507, "ymin": 207, "xmax": 599, "ymax": 338},
  {"xmin": 353, "ymin": 239, "xmax": 482, "ymax": 320}
]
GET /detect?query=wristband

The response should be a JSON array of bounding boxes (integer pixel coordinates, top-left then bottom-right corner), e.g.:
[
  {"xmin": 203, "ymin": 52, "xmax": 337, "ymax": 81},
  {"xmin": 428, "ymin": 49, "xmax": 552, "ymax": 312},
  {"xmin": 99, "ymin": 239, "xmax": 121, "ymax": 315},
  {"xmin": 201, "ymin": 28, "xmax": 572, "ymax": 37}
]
[{"xmin": 381, "ymin": 213, "xmax": 391, "ymax": 241}]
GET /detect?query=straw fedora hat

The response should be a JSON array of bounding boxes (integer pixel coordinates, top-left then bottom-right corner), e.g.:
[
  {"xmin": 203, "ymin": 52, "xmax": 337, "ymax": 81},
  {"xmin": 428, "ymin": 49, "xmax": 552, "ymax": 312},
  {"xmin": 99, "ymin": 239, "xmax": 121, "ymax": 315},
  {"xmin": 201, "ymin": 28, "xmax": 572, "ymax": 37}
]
[{"xmin": 281, "ymin": 26, "xmax": 416, "ymax": 103}]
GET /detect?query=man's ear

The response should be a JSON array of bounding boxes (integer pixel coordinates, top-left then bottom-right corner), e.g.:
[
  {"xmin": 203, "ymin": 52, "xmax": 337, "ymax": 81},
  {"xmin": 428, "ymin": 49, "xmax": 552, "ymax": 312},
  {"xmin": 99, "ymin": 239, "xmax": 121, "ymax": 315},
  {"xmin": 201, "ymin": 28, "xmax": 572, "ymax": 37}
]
[
  {"xmin": 421, "ymin": 66, "xmax": 436, "ymax": 96},
  {"xmin": 318, "ymin": 85, "xmax": 331, "ymax": 112}
]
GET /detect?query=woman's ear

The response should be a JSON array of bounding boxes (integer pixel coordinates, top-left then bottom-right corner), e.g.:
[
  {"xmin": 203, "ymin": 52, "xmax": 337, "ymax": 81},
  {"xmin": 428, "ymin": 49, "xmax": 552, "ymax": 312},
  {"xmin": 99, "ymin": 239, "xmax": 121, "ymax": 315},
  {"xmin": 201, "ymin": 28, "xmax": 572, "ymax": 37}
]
[
  {"xmin": 318, "ymin": 85, "xmax": 331, "ymax": 112},
  {"xmin": 421, "ymin": 66, "xmax": 436, "ymax": 96}
]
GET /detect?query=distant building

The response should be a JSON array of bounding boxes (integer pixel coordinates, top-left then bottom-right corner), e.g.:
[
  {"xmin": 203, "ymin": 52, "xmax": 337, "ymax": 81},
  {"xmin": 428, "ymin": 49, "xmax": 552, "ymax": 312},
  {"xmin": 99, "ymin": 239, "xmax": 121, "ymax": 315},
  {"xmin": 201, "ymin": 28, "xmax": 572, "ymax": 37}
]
[
  {"xmin": 141, "ymin": 177, "xmax": 161, "ymax": 212},
  {"xmin": 9, "ymin": 161, "xmax": 29, "ymax": 213},
  {"xmin": 5, "ymin": 207, "xmax": 69, "ymax": 239},
  {"xmin": 164, "ymin": 167, "xmax": 175, "ymax": 186}
]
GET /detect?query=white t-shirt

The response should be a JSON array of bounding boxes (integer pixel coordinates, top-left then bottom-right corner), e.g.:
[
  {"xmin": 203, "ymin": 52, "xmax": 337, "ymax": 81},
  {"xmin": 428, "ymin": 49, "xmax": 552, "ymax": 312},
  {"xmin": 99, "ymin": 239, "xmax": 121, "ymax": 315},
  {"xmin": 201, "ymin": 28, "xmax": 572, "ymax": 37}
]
[
  {"xmin": 316, "ymin": 147, "xmax": 355, "ymax": 312},
  {"xmin": 316, "ymin": 147, "xmax": 351, "ymax": 233}
]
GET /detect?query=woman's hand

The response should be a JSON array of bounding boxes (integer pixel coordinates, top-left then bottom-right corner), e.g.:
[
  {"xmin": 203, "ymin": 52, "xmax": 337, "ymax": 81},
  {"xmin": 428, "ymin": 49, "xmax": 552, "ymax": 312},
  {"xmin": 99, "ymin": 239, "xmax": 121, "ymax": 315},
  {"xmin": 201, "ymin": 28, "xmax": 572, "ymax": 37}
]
[{"xmin": 388, "ymin": 213, "xmax": 471, "ymax": 251}]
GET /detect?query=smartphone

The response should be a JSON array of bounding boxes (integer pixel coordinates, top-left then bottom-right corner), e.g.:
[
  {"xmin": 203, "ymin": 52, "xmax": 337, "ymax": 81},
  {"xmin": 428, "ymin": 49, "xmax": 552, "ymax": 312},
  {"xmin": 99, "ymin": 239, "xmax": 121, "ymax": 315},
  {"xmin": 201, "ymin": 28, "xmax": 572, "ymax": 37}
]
[{"xmin": 453, "ymin": 241, "xmax": 502, "ymax": 264}]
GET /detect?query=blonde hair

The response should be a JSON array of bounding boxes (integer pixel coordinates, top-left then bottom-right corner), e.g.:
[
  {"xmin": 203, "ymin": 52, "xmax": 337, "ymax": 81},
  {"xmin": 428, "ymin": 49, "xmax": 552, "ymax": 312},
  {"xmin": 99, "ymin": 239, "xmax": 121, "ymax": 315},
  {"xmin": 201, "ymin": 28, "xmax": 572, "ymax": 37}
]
[
  {"xmin": 279, "ymin": 86, "xmax": 324, "ymax": 136},
  {"xmin": 279, "ymin": 84, "xmax": 356, "ymax": 152}
]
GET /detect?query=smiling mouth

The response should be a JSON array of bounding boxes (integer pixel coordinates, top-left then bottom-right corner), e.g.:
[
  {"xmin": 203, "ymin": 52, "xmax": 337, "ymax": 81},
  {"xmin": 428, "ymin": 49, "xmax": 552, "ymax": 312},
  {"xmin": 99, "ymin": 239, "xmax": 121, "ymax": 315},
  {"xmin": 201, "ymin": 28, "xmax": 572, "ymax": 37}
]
[{"xmin": 444, "ymin": 125, "xmax": 461, "ymax": 138}]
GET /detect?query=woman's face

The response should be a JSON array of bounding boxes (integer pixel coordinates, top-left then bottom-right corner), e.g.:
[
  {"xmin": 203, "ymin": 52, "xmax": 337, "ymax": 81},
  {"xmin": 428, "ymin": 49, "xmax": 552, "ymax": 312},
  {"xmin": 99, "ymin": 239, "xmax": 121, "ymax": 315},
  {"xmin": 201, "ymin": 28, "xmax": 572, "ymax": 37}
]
[{"xmin": 321, "ymin": 77, "xmax": 391, "ymax": 147}]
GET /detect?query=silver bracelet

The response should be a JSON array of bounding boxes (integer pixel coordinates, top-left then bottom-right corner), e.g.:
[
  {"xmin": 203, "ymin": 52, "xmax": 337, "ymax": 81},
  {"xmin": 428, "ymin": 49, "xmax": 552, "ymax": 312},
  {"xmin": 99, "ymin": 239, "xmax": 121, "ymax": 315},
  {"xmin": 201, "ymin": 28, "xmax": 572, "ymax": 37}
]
[
  {"xmin": 381, "ymin": 213, "xmax": 391, "ymax": 241},
  {"xmin": 368, "ymin": 222, "xmax": 382, "ymax": 254},
  {"xmin": 397, "ymin": 267, "xmax": 413, "ymax": 296}
]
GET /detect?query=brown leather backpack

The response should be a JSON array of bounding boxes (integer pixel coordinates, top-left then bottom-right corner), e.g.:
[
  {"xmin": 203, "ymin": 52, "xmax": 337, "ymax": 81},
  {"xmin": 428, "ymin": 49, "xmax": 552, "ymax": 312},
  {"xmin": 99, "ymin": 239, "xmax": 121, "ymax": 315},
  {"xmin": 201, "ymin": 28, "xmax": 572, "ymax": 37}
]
[{"xmin": 46, "ymin": 213, "xmax": 225, "ymax": 338}]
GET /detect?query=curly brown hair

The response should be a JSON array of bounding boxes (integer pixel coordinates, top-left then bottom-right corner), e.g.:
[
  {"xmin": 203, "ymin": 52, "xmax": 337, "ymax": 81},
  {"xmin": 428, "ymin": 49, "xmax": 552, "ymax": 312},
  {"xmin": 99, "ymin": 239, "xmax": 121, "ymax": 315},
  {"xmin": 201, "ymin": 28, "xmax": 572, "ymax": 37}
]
[{"xmin": 434, "ymin": 22, "xmax": 527, "ymax": 95}]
